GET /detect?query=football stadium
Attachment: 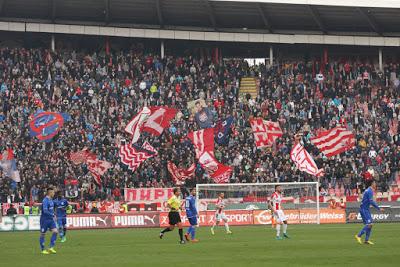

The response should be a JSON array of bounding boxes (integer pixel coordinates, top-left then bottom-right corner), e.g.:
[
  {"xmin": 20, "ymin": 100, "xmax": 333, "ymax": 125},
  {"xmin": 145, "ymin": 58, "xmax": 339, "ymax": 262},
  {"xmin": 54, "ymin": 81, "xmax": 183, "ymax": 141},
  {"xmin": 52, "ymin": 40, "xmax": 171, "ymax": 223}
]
[{"xmin": 0, "ymin": 0, "xmax": 400, "ymax": 266}]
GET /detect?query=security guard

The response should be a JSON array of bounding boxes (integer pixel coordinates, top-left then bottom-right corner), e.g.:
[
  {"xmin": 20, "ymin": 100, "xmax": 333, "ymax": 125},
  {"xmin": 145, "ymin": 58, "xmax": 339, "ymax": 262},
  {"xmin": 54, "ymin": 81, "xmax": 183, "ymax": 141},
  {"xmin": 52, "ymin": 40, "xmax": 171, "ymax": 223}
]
[
  {"xmin": 123, "ymin": 203, "xmax": 128, "ymax": 213},
  {"xmin": 66, "ymin": 205, "xmax": 73, "ymax": 214},
  {"xmin": 23, "ymin": 203, "xmax": 31, "ymax": 215},
  {"xmin": 31, "ymin": 205, "xmax": 39, "ymax": 215}
]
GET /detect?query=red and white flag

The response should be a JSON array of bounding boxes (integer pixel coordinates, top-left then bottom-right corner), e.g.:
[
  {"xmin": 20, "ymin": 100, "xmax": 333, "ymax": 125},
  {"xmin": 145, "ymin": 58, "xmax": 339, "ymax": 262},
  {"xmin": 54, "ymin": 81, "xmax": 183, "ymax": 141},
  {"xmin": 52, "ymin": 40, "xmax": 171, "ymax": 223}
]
[
  {"xmin": 167, "ymin": 162, "xmax": 196, "ymax": 185},
  {"xmin": 187, "ymin": 128, "xmax": 215, "ymax": 158},
  {"xmin": 212, "ymin": 169, "xmax": 232, "ymax": 184},
  {"xmin": 69, "ymin": 148, "xmax": 111, "ymax": 185},
  {"xmin": 188, "ymin": 128, "xmax": 232, "ymax": 183},
  {"xmin": 310, "ymin": 127, "xmax": 355, "ymax": 157},
  {"xmin": 125, "ymin": 107, "xmax": 151, "ymax": 143},
  {"xmin": 69, "ymin": 148, "xmax": 92, "ymax": 165},
  {"xmin": 119, "ymin": 142, "xmax": 157, "ymax": 171},
  {"xmin": 86, "ymin": 159, "xmax": 112, "ymax": 185},
  {"xmin": 250, "ymin": 118, "xmax": 283, "ymax": 148},
  {"xmin": 290, "ymin": 143, "xmax": 324, "ymax": 177},
  {"xmin": 142, "ymin": 106, "xmax": 177, "ymax": 136},
  {"xmin": 141, "ymin": 141, "xmax": 158, "ymax": 155},
  {"xmin": 198, "ymin": 151, "xmax": 232, "ymax": 183}
]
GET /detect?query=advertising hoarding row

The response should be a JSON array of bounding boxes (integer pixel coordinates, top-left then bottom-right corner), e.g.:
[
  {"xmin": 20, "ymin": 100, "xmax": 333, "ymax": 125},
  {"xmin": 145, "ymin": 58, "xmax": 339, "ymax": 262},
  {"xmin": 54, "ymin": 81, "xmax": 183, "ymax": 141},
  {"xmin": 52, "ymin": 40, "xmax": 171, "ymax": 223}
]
[{"xmin": 0, "ymin": 209, "xmax": 345, "ymax": 231}]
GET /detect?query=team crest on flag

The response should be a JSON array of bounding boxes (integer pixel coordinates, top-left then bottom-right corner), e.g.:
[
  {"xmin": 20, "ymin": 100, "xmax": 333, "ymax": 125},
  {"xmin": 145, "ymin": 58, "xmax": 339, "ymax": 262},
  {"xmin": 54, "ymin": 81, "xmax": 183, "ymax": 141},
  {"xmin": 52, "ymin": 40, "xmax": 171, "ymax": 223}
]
[
  {"xmin": 29, "ymin": 110, "xmax": 71, "ymax": 142},
  {"xmin": 214, "ymin": 116, "xmax": 234, "ymax": 145}
]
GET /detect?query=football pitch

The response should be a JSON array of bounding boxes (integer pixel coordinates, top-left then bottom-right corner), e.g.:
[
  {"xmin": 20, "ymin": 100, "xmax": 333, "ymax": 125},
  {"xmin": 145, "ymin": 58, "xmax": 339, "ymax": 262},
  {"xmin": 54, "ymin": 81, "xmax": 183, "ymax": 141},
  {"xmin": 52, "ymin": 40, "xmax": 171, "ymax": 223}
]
[{"xmin": 1, "ymin": 224, "xmax": 399, "ymax": 267}]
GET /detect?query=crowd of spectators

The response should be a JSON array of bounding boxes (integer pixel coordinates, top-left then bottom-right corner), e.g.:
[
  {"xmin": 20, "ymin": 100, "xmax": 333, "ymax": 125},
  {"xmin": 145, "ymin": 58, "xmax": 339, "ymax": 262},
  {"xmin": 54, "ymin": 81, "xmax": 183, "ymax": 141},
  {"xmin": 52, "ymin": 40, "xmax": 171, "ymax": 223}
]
[{"xmin": 0, "ymin": 45, "xmax": 399, "ymax": 204}]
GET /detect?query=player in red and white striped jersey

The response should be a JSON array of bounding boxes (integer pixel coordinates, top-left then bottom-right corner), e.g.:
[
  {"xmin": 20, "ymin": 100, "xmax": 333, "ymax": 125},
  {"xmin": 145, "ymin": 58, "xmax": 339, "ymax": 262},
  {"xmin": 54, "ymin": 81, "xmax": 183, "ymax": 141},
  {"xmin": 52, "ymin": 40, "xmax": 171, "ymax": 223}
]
[
  {"xmin": 211, "ymin": 193, "xmax": 232, "ymax": 235},
  {"xmin": 269, "ymin": 185, "xmax": 289, "ymax": 240}
]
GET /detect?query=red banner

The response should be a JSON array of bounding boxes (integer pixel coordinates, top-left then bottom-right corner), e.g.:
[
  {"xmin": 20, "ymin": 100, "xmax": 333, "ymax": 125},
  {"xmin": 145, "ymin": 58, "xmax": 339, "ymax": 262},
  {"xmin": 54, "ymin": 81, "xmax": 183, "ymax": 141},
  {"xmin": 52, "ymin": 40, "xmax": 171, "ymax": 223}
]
[{"xmin": 124, "ymin": 188, "xmax": 174, "ymax": 202}]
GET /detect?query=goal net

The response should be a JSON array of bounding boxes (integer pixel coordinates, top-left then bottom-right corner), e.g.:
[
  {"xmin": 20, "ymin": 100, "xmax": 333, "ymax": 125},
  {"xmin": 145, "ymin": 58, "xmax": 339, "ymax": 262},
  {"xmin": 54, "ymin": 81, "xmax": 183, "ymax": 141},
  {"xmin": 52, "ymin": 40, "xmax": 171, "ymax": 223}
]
[{"xmin": 196, "ymin": 182, "xmax": 320, "ymax": 224}]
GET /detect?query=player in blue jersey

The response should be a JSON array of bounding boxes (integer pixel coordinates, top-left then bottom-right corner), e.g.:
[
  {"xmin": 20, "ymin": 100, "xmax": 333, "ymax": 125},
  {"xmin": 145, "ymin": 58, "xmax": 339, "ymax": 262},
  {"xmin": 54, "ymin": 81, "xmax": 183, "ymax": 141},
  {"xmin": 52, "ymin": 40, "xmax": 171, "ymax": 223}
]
[
  {"xmin": 39, "ymin": 187, "xmax": 58, "ymax": 254},
  {"xmin": 355, "ymin": 180, "xmax": 384, "ymax": 245},
  {"xmin": 55, "ymin": 192, "xmax": 69, "ymax": 243},
  {"xmin": 185, "ymin": 188, "xmax": 199, "ymax": 243}
]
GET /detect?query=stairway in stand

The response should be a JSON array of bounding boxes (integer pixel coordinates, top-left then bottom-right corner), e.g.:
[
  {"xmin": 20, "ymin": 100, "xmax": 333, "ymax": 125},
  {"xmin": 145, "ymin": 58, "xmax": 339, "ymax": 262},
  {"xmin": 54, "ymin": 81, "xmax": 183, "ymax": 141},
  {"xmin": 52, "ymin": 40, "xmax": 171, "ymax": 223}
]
[{"xmin": 239, "ymin": 77, "xmax": 258, "ymax": 99}]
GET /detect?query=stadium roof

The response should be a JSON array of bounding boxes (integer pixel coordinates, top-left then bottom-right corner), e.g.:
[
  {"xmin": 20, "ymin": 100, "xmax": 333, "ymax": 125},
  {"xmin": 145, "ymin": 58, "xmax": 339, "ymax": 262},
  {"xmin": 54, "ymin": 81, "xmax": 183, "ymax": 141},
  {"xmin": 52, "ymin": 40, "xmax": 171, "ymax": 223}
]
[{"xmin": 0, "ymin": 0, "xmax": 400, "ymax": 37}]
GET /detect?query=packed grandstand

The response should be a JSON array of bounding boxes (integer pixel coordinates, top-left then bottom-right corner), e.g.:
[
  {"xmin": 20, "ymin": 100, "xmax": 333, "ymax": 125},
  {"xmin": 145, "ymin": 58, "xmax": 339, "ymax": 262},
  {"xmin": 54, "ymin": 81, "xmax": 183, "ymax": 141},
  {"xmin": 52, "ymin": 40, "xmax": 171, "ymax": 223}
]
[
  {"xmin": 1, "ymin": 2, "xmax": 400, "ymax": 267},
  {"xmin": 0, "ymin": 43, "xmax": 399, "ymax": 212}
]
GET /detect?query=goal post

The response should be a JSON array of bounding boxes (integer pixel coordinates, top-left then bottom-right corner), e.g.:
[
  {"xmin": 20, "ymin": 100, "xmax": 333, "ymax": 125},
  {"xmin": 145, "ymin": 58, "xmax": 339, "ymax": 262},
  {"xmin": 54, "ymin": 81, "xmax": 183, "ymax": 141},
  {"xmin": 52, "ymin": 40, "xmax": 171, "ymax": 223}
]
[{"xmin": 196, "ymin": 182, "xmax": 320, "ymax": 225}]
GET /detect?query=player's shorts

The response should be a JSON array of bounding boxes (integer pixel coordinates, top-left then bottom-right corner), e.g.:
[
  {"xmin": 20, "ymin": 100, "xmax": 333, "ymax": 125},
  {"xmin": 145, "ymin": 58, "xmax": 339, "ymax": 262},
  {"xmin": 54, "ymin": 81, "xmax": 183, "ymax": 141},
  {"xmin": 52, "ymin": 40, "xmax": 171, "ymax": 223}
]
[
  {"xmin": 215, "ymin": 212, "xmax": 228, "ymax": 222},
  {"xmin": 57, "ymin": 217, "xmax": 67, "ymax": 228},
  {"xmin": 274, "ymin": 210, "xmax": 288, "ymax": 223},
  {"xmin": 359, "ymin": 209, "xmax": 373, "ymax": 225},
  {"xmin": 40, "ymin": 218, "xmax": 57, "ymax": 233},
  {"xmin": 168, "ymin": 211, "xmax": 181, "ymax": 225},
  {"xmin": 188, "ymin": 217, "xmax": 198, "ymax": 226}
]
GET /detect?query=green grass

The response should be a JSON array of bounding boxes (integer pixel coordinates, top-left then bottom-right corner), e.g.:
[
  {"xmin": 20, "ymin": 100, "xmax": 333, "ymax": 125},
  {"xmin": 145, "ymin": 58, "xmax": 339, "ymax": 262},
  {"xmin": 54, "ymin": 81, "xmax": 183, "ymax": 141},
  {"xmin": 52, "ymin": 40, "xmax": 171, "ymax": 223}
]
[{"xmin": 1, "ymin": 224, "xmax": 399, "ymax": 267}]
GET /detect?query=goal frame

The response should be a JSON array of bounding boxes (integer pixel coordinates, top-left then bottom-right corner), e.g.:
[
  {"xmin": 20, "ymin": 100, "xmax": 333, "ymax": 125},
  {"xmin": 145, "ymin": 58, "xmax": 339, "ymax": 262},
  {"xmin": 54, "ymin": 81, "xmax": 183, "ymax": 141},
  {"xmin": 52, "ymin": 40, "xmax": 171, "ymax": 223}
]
[{"xmin": 196, "ymin": 182, "xmax": 320, "ymax": 224}]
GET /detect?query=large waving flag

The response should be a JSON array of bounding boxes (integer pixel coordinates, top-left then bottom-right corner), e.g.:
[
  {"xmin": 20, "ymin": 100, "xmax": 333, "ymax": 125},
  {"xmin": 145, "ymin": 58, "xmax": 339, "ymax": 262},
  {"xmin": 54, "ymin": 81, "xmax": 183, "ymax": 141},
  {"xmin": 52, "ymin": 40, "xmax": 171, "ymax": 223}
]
[
  {"xmin": 310, "ymin": 126, "xmax": 355, "ymax": 157},
  {"xmin": 68, "ymin": 148, "xmax": 111, "ymax": 185},
  {"xmin": 29, "ymin": 110, "xmax": 71, "ymax": 142},
  {"xmin": 125, "ymin": 107, "xmax": 151, "ymax": 143},
  {"xmin": 0, "ymin": 148, "xmax": 21, "ymax": 182},
  {"xmin": 188, "ymin": 128, "xmax": 232, "ymax": 183},
  {"xmin": 119, "ymin": 141, "xmax": 157, "ymax": 171},
  {"xmin": 198, "ymin": 151, "xmax": 232, "ymax": 183},
  {"xmin": 290, "ymin": 143, "xmax": 324, "ymax": 177},
  {"xmin": 87, "ymin": 158, "xmax": 112, "ymax": 185},
  {"xmin": 142, "ymin": 106, "xmax": 177, "ymax": 136},
  {"xmin": 167, "ymin": 162, "xmax": 196, "ymax": 185},
  {"xmin": 69, "ymin": 148, "xmax": 92, "ymax": 165},
  {"xmin": 250, "ymin": 118, "xmax": 283, "ymax": 148},
  {"xmin": 214, "ymin": 116, "xmax": 234, "ymax": 145},
  {"xmin": 187, "ymin": 128, "xmax": 215, "ymax": 158}
]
